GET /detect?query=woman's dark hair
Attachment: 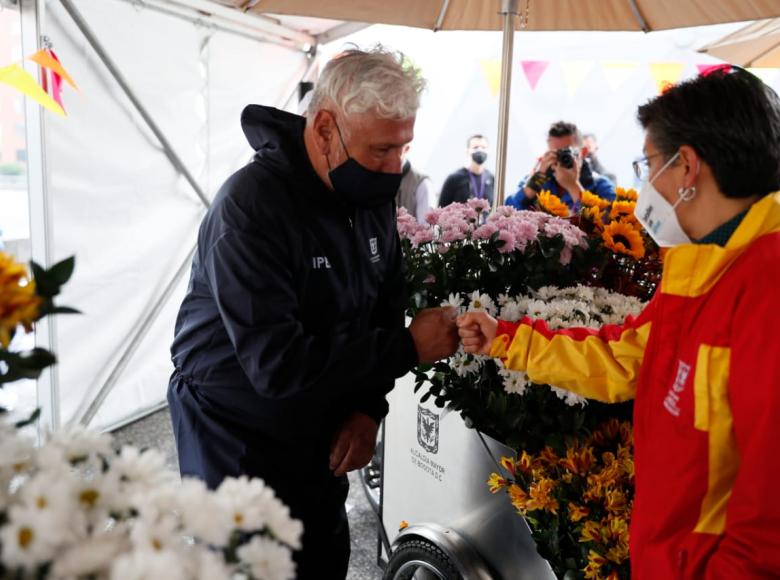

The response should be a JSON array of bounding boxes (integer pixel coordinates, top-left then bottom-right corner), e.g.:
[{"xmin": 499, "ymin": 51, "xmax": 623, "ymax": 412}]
[{"xmin": 637, "ymin": 67, "xmax": 780, "ymax": 198}]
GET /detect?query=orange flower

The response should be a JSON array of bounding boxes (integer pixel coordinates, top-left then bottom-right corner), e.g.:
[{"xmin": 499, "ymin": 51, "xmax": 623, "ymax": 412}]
[
  {"xmin": 615, "ymin": 187, "xmax": 638, "ymax": 201},
  {"xmin": 605, "ymin": 489, "xmax": 629, "ymax": 515},
  {"xmin": 0, "ymin": 252, "xmax": 42, "ymax": 348},
  {"xmin": 538, "ymin": 190, "xmax": 570, "ymax": 218},
  {"xmin": 580, "ymin": 522, "xmax": 604, "ymax": 544},
  {"xmin": 560, "ymin": 446, "xmax": 596, "ymax": 476},
  {"xmin": 602, "ymin": 221, "xmax": 646, "ymax": 260},
  {"xmin": 508, "ymin": 483, "xmax": 529, "ymax": 512},
  {"xmin": 527, "ymin": 478, "xmax": 559, "ymax": 514},
  {"xmin": 539, "ymin": 446, "xmax": 559, "ymax": 467},
  {"xmin": 582, "ymin": 190, "xmax": 610, "ymax": 209},
  {"xmin": 500, "ymin": 456, "xmax": 517, "ymax": 477},
  {"xmin": 568, "ymin": 502, "xmax": 591, "ymax": 522},
  {"xmin": 487, "ymin": 472, "xmax": 508, "ymax": 493},
  {"xmin": 399, "ymin": 520, "xmax": 409, "ymax": 530},
  {"xmin": 581, "ymin": 205, "xmax": 605, "ymax": 228}
]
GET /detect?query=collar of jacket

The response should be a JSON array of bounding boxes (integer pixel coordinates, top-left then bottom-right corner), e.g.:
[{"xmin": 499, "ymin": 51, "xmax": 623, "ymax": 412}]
[{"xmin": 660, "ymin": 191, "xmax": 780, "ymax": 298}]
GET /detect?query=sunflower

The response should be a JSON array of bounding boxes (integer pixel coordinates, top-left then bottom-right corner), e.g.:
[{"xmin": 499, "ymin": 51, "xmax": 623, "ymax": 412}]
[
  {"xmin": 602, "ymin": 221, "xmax": 645, "ymax": 259},
  {"xmin": 615, "ymin": 187, "xmax": 638, "ymax": 201},
  {"xmin": 582, "ymin": 205, "xmax": 605, "ymax": 228},
  {"xmin": 581, "ymin": 190, "xmax": 610, "ymax": 209},
  {"xmin": 537, "ymin": 190, "xmax": 570, "ymax": 218},
  {"xmin": 0, "ymin": 252, "xmax": 41, "ymax": 348},
  {"xmin": 609, "ymin": 200, "xmax": 637, "ymax": 221}
]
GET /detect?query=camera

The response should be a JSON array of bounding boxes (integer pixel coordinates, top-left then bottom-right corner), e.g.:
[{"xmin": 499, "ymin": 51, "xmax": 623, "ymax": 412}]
[{"xmin": 545, "ymin": 147, "xmax": 578, "ymax": 180}]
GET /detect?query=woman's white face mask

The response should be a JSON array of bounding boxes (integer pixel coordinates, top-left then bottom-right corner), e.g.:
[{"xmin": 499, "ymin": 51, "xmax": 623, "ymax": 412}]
[{"xmin": 635, "ymin": 152, "xmax": 692, "ymax": 247}]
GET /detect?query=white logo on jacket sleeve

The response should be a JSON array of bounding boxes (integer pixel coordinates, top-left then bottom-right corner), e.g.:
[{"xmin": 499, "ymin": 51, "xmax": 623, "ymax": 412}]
[
  {"xmin": 369, "ymin": 237, "xmax": 381, "ymax": 263},
  {"xmin": 663, "ymin": 360, "xmax": 691, "ymax": 417},
  {"xmin": 312, "ymin": 256, "xmax": 332, "ymax": 269}
]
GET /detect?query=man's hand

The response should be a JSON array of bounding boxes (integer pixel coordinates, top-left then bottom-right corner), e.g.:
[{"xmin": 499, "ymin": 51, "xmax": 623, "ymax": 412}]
[
  {"xmin": 535, "ymin": 150, "xmax": 558, "ymax": 175},
  {"xmin": 408, "ymin": 307, "xmax": 459, "ymax": 363},
  {"xmin": 553, "ymin": 152, "xmax": 585, "ymax": 202},
  {"xmin": 329, "ymin": 412, "xmax": 378, "ymax": 477},
  {"xmin": 456, "ymin": 311, "xmax": 499, "ymax": 355}
]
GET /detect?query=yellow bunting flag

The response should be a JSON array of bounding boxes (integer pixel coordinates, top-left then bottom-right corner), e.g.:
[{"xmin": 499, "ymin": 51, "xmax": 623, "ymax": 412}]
[
  {"xmin": 601, "ymin": 61, "xmax": 638, "ymax": 91},
  {"xmin": 649, "ymin": 62, "xmax": 684, "ymax": 94},
  {"xmin": 27, "ymin": 49, "xmax": 79, "ymax": 91},
  {"xmin": 480, "ymin": 59, "xmax": 501, "ymax": 98},
  {"xmin": 560, "ymin": 60, "xmax": 594, "ymax": 98},
  {"xmin": 0, "ymin": 64, "xmax": 65, "ymax": 116}
]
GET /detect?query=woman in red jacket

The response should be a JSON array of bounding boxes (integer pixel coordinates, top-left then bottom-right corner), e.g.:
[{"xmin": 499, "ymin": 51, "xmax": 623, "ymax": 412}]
[{"xmin": 458, "ymin": 67, "xmax": 780, "ymax": 579}]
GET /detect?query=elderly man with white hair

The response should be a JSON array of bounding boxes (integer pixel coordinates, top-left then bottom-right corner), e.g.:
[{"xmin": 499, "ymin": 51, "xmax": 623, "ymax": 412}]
[{"xmin": 167, "ymin": 48, "xmax": 458, "ymax": 578}]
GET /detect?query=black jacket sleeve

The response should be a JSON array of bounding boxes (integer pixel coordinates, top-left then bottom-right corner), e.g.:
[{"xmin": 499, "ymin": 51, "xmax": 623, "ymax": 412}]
[
  {"xmin": 201, "ymin": 198, "xmax": 418, "ymax": 403},
  {"xmin": 351, "ymin": 229, "xmax": 411, "ymax": 423}
]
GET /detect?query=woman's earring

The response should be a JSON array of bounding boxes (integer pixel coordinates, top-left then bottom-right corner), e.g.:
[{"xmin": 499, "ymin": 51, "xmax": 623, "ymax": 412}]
[{"xmin": 678, "ymin": 186, "xmax": 697, "ymax": 201}]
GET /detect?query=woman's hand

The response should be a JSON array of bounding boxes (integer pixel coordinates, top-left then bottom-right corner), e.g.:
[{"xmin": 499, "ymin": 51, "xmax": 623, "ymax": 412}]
[{"xmin": 456, "ymin": 311, "xmax": 498, "ymax": 355}]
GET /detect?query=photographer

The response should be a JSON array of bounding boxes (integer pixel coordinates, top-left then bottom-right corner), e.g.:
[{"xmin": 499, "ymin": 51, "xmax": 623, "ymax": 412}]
[{"xmin": 506, "ymin": 121, "xmax": 615, "ymax": 211}]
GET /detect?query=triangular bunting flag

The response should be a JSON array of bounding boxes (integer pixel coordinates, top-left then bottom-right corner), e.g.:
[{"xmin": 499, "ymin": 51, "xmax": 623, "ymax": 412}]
[
  {"xmin": 560, "ymin": 61, "xmax": 594, "ymax": 98},
  {"xmin": 601, "ymin": 62, "xmax": 638, "ymax": 91},
  {"xmin": 521, "ymin": 60, "xmax": 549, "ymax": 91},
  {"xmin": 27, "ymin": 48, "xmax": 79, "ymax": 91},
  {"xmin": 747, "ymin": 67, "xmax": 780, "ymax": 86},
  {"xmin": 0, "ymin": 64, "xmax": 65, "ymax": 116},
  {"xmin": 480, "ymin": 59, "xmax": 501, "ymax": 98},
  {"xmin": 649, "ymin": 62, "xmax": 684, "ymax": 94}
]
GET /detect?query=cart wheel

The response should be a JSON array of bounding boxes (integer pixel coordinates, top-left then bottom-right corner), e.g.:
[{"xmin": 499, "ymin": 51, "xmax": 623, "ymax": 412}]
[{"xmin": 383, "ymin": 538, "xmax": 463, "ymax": 580}]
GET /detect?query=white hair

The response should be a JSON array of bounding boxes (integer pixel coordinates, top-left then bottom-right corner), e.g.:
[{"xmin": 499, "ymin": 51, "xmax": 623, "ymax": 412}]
[{"xmin": 308, "ymin": 46, "xmax": 426, "ymax": 122}]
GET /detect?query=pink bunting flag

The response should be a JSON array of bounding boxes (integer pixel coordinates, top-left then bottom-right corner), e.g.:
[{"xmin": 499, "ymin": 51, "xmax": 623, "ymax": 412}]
[
  {"xmin": 697, "ymin": 64, "xmax": 731, "ymax": 77},
  {"xmin": 521, "ymin": 60, "xmax": 549, "ymax": 91}
]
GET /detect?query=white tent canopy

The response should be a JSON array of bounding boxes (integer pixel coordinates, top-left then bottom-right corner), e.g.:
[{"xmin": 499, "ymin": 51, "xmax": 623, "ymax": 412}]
[{"xmin": 21, "ymin": 0, "xmax": 342, "ymax": 431}]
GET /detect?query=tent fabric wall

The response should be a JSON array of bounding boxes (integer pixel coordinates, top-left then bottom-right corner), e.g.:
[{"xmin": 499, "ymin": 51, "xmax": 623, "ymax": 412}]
[{"xmin": 43, "ymin": 0, "xmax": 307, "ymax": 430}]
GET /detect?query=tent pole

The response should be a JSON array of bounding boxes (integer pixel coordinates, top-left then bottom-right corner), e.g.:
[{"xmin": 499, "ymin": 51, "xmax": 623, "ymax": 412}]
[
  {"xmin": 58, "ymin": 0, "xmax": 211, "ymax": 209},
  {"xmin": 21, "ymin": 0, "xmax": 60, "ymax": 436},
  {"xmin": 77, "ymin": 244, "xmax": 197, "ymax": 426},
  {"xmin": 494, "ymin": 0, "xmax": 518, "ymax": 208}
]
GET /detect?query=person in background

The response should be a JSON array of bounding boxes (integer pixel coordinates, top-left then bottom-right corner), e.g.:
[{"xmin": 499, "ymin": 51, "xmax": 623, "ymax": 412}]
[
  {"xmin": 396, "ymin": 144, "xmax": 432, "ymax": 222},
  {"xmin": 505, "ymin": 121, "xmax": 615, "ymax": 211},
  {"xmin": 582, "ymin": 132, "xmax": 617, "ymax": 184},
  {"xmin": 438, "ymin": 134, "xmax": 494, "ymax": 207},
  {"xmin": 458, "ymin": 67, "xmax": 780, "ymax": 579},
  {"xmin": 167, "ymin": 47, "xmax": 459, "ymax": 580}
]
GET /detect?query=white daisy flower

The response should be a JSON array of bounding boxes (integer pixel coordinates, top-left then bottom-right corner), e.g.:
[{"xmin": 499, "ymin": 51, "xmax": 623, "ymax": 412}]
[
  {"xmin": 216, "ymin": 476, "xmax": 276, "ymax": 532},
  {"xmin": 0, "ymin": 506, "xmax": 60, "ymax": 570},
  {"xmin": 237, "ymin": 536, "xmax": 296, "ymax": 580},
  {"xmin": 19, "ymin": 471, "xmax": 76, "ymax": 527},
  {"xmin": 499, "ymin": 368, "xmax": 528, "ymax": 395},
  {"xmin": 110, "ymin": 548, "xmax": 188, "ymax": 580},
  {"xmin": 0, "ymin": 430, "xmax": 35, "ymax": 474},
  {"xmin": 110, "ymin": 446, "xmax": 176, "ymax": 507},
  {"xmin": 129, "ymin": 513, "xmax": 180, "ymax": 553},
  {"xmin": 499, "ymin": 300, "xmax": 524, "ymax": 323},
  {"xmin": 176, "ymin": 478, "xmax": 233, "ymax": 547},
  {"xmin": 196, "ymin": 548, "xmax": 233, "ymax": 580},
  {"xmin": 549, "ymin": 386, "xmax": 588, "ymax": 407},
  {"xmin": 264, "ymin": 497, "xmax": 303, "ymax": 550},
  {"xmin": 50, "ymin": 528, "xmax": 128, "ymax": 578},
  {"xmin": 467, "ymin": 291, "xmax": 496, "ymax": 315}
]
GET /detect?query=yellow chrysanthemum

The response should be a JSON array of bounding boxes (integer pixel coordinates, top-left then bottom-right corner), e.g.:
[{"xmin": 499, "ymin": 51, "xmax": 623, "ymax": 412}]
[
  {"xmin": 606, "ymin": 543, "xmax": 630, "ymax": 565},
  {"xmin": 568, "ymin": 502, "xmax": 591, "ymax": 523},
  {"xmin": 487, "ymin": 472, "xmax": 508, "ymax": 494},
  {"xmin": 0, "ymin": 252, "xmax": 42, "ymax": 348},
  {"xmin": 615, "ymin": 187, "xmax": 639, "ymax": 201},
  {"xmin": 581, "ymin": 190, "xmax": 610, "ymax": 209},
  {"xmin": 602, "ymin": 221, "xmax": 646, "ymax": 260},
  {"xmin": 538, "ymin": 190, "xmax": 570, "ymax": 218},
  {"xmin": 605, "ymin": 489, "xmax": 628, "ymax": 515}
]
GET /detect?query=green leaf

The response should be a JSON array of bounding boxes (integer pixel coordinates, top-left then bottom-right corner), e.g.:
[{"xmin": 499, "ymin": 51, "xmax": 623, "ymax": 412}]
[{"xmin": 14, "ymin": 408, "xmax": 41, "ymax": 429}]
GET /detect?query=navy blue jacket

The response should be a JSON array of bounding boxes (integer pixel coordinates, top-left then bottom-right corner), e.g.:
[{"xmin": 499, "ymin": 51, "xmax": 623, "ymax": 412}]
[{"xmin": 170, "ymin": 105, "xmax": 417, "ymax": 442}]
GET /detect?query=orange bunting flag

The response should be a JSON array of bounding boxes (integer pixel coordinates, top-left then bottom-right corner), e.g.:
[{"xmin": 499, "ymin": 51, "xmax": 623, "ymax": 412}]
[
  {"xmin": 0, "ymin": 63, "xmax": 65, "ymax": 116},
  {"xmin": 27, "ymin": 49, "xmax": 79, "ymax": 91}
]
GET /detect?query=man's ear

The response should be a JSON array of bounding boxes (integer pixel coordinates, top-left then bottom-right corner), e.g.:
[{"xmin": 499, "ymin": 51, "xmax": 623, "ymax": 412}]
[
  {"xmin": 678, "ymin": 145, "xmax": 701, "ymax": 189},
  {"xmin": 311, "ymin": 110, "xmax": 335, "ymax": 156}
]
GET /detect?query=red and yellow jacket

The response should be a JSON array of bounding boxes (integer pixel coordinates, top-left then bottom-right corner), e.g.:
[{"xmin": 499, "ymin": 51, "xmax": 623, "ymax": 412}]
[{"xmin": 492, "ymin": 193, "xmax": 780, "ymax": 579}]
